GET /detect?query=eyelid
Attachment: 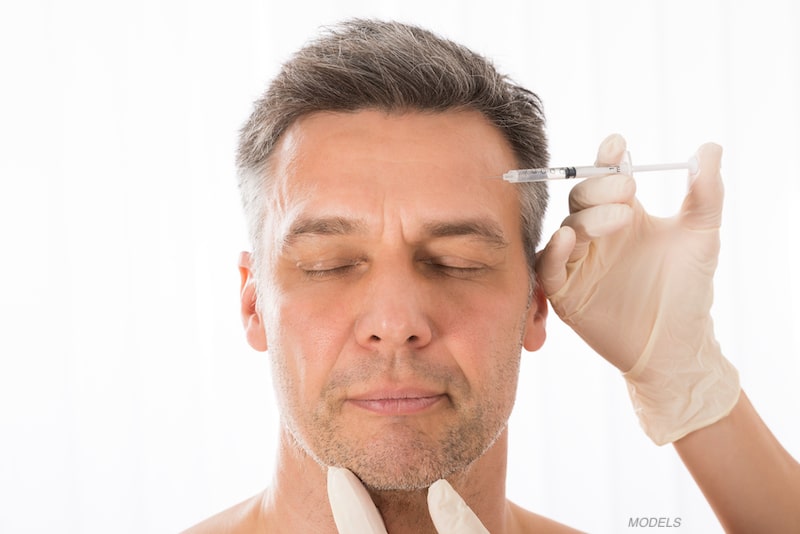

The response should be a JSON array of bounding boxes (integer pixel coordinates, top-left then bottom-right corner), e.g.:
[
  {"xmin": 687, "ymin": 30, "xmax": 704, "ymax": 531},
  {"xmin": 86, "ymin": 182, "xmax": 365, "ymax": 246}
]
[
  {"xmin": 296, "ymin": 258, "xmax": 367, "ymax": 279},
  {"xmin": 419, "ymin": 257, "xmax": 492, "ymax": 280},
  {"xmin": 423, "ymin": 256, "xmax": 487, "ymax": 269}
]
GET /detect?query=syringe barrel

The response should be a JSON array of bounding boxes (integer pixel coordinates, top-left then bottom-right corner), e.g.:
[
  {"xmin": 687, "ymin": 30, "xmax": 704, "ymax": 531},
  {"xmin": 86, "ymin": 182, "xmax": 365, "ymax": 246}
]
[{"xmin": 572, "ymin": 165, "xmax": 625, "ymax": 178}]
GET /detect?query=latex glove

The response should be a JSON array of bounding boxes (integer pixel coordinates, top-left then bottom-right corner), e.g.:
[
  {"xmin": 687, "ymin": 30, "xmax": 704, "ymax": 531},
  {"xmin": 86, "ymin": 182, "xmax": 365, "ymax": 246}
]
[
  {"xmin": 327, "ymin": 466, "xmax": 489, "ymax": 534},
  {"xmin": 536, "ymin": 134, "xmax": 740, "ymax": 445}
]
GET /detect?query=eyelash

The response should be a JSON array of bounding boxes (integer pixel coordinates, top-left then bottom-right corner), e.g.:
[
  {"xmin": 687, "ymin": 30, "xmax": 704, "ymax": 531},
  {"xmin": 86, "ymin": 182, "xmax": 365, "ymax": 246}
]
[
  {"xmin": 302, "ymin": 261, "xmax": 487, "ymax": 281},
  {"xmin": 302, "ymin": 263, "xmax": 363, "ymax": 280},
  {"xmin": 422, "ymin": 260, "xmax": 487, "ymax": 278}
]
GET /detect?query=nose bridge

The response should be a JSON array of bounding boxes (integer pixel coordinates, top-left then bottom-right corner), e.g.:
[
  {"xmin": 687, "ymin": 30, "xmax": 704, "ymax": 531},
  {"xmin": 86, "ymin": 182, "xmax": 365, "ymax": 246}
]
[{"xmin": 355, "ymin": 257, "xmax": 433, "ymax": 349}]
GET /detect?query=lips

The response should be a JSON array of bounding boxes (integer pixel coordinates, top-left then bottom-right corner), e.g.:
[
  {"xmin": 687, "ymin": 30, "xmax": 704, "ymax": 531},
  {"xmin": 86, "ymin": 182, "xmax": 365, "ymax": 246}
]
[{"xmin": 347, "ymin": 389, "xmax": 446, "ymax": 415}]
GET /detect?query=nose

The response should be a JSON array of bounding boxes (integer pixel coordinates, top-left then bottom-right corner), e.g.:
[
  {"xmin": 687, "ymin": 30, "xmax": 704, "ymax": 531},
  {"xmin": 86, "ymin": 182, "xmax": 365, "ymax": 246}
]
[{"xmin": 354, "ymin": 261, "xmax": 433, "ymax": 351}]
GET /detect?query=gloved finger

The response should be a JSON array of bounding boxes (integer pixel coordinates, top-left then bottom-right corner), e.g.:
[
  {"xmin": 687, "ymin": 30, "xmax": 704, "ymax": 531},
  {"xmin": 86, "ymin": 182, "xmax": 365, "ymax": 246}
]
[
  {"xmin": 427, "ymin": 479, "xmax": 489, "ymax": 534},
  {"xmin": 562, "ymin": 203, "xmax": 633, "ymax": 262},
  {"xmin": 327, "ymin": 466, "xmax": 388, "ymax": 534},
  {"xmin": 595, "ymin": 133, "xmax": 627, "ymax": 166},
  {"xmin": 568, "ymin": 173, "xmax": 637, "ymax": 213},
  {"xmin": 535, "ymin": 226, "xmax": 576, "ymax": 297},
  {"xmin": 680, "ymin": 142, "xmax": 724, "ymax": 231}
]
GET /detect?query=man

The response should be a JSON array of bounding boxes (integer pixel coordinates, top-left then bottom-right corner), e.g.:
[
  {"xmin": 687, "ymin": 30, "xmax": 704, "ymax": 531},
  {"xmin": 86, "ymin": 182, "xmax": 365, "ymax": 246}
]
[{"xmin": 184, "ymin": 19, "xmax": 800, "ymax": 533}]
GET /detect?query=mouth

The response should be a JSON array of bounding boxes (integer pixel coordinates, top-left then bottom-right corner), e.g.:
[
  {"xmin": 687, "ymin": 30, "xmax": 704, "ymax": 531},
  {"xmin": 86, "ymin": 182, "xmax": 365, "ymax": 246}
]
[{"xmin": 347, "ymin": 390, "xmax": 447, "ymax": 416}]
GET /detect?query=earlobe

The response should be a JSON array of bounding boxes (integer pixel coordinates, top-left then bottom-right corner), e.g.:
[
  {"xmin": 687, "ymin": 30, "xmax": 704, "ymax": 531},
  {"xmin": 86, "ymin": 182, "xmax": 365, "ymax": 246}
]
[
  {"xmin": 522, "ymin": 280, "xmax": 548, "ymax": 352},
  {"xmin": 239, "ymin": 251, "xmax": 268, "ymax": 352}
]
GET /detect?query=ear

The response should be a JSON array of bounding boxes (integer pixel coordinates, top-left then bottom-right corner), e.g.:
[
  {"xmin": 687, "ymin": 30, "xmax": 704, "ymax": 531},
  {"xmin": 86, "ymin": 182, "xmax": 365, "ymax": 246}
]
[
  {"xmin": 522, "ymin": 279, "xmax": 548, "ymax": 352},
  {"xmin": 239, "ymin": 251, "xmax": 268, "ymax": 352}
]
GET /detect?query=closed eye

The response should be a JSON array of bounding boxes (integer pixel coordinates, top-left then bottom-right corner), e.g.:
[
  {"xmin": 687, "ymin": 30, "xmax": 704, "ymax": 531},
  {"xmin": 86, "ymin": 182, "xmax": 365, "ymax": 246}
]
[
  {"xmin": 298, "ymin": 260, "xmax": 366, "ymax": 280},
  {"xmin": 419, "ymin": 258, "xmax": 489, "ymax": 278}
]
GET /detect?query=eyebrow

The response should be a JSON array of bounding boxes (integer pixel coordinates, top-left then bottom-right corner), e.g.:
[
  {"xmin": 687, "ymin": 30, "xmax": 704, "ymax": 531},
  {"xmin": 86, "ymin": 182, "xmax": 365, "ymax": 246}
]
[
  {"xmin": 423, "ymin": 219, "xmax": 509, "ymax": 248},
  {"xmin": 283, "ymin": 216, "xmax": 369, "ymax": 247},
  {"xmin": 282, "ymin": 216, "xmax": 509, "ymax": 248}
]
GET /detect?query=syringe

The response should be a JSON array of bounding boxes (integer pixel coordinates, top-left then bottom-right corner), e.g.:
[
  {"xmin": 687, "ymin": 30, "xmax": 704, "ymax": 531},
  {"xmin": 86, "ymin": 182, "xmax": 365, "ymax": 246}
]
[{"xmin": 502, "ymin": 157, "xmax": 699, "ymax": 183}]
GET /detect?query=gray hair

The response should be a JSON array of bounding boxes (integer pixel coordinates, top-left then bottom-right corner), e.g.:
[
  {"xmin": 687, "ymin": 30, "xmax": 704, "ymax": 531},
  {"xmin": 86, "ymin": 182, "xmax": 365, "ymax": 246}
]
[{"xmin": 237, "ymin": 19, "xmax": 549, "ymax": 279}]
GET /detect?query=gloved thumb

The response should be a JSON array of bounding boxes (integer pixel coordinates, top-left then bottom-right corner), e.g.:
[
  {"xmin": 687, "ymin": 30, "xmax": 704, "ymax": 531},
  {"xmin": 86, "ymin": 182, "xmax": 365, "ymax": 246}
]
[
  {"xmin": 427, "ymin": 479, "xmax": 489, "ymax": 534},
  {"xmin": 327, "ymin": 466, "xmax": 388, "ymax": 534},
  {"xmin": 535, "ymin": 225, "xmax": 576, "ymax": 297},
  {"xmin": 594, "ymin": 133, "xmax": 627, "ymax": 166},
  {"xmin": 680, "ymin": 143, "xmax": 724, "ymax": 230}
]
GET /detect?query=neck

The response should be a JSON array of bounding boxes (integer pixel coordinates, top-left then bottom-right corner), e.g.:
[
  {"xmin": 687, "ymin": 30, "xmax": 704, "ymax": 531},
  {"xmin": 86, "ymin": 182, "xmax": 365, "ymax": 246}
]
[{"xmin": 263, "ymin": 427, "xmax": 511, "ymax": 533}]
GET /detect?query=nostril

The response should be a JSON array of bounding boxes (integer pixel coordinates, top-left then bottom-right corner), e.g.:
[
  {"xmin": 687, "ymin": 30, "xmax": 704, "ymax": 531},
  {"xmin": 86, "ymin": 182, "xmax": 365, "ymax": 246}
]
[
  {"xmin": 356, "ymin": 313, "xmax": 432, "ymax": 348},
  {"xmin": 367, "ymin": 334, "xmax": 421, "ymax": 344}
]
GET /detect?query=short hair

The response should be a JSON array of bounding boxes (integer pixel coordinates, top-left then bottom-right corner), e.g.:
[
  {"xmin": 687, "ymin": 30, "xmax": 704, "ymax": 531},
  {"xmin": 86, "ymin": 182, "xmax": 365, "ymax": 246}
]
[{"xmin": 237, "ymin": 19, "xmax": 549, "ymax": 280}]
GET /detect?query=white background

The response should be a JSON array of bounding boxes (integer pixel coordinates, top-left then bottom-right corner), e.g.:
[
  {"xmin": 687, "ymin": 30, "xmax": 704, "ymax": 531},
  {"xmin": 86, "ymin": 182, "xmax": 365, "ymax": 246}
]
[{"xmin": 1, "ymin": 1, "xmax": 798, "ymax": 533}]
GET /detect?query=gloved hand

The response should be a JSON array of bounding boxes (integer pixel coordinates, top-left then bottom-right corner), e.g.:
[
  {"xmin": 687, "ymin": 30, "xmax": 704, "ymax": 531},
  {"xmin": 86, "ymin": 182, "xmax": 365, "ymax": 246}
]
[
  {"xmin": 327, "ymin": 466, "xmax": 489, "ymax": 534},
  {"xmin": 536, "ymin": 134, "xmax": 740, "ymax": 445}
]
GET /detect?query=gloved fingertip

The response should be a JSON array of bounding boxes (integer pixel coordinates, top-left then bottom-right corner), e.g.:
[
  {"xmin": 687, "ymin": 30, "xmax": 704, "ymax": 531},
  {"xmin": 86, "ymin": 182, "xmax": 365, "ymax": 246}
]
[
  {"xmin": 327, "ymin": 467, "xmax": 388, "ymax": 534},
  {"xmin": 681, "ymin": 142, "xmax": 724, "ymax": 228},
  {"xmin": 691, "ymin": 142, "xmax": 722, "ymax": 175},
  {"xmin": 689, "ymin": 143, "xmax": 723, "ymax": 190},
  {"xmin": 427, "ymin": 480, "xmax": 489, "ymax": 534},
  {"xmin": 327, "ymin": 465, "xmax": 350, "ymax": 487},
  {"xmin": 427, "ymin": 479, "xmax": 450, "ymax": 507},
  {"xmin": 595, "ymin": 133, "xmax": 627, "ymax": 166},
  {"xmin": 552, "ymin": 224, "xmax": 577, "ymax": 248},
  {"xmin": 540, "ymin": 227, "xmax": 574, "ymax": 262},
  {"xmin": 535, "ymin": 227, "xmax": 575, "ymax": 297}
]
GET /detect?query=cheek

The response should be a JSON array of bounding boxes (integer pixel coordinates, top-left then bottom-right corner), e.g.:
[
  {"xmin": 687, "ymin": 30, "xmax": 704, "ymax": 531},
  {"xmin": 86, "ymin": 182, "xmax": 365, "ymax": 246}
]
[
  {"xmin": 267, "ymin": 290, "xmax": 353, "ymax": 400},
  {"xmin": 450, "ymin": 310, "xmax": 524, "ymax": 420},
  {"xmin": 437, "ymin": 286, "xmax": 528, "ymax": 382}
]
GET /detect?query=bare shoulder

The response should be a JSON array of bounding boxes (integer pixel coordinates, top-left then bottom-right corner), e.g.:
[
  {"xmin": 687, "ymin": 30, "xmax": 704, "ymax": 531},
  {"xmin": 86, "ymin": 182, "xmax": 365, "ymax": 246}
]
[
  {"xmin": 181, "ymin": 493, "xmax": 267, "ymax": 534},
  {"xmin": 508, "ymin": 501, "xmax": 585, "ymax": 534}
]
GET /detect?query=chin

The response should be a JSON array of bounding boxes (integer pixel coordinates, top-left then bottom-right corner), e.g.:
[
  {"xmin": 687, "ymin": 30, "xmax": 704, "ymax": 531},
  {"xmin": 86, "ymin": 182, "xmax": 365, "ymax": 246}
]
[
  {"xmin": 355, "ymin": 464, "xmax": 449, "ymax": 492},
  {"xmin": 341, "ymin": 424, "xmax": 505, "ymax": 492}
]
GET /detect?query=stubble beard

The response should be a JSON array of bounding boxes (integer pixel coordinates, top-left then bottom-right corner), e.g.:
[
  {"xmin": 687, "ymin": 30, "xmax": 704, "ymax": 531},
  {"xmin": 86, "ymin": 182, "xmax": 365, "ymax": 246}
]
[{"xmin": 277, "ymin": 353, "xmax": 520, "ymax": 492}]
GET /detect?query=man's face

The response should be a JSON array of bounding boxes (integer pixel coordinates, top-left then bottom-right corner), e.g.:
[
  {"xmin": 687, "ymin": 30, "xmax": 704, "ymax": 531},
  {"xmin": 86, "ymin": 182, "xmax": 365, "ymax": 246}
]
[{"xmin": 244, "ymin": 109, "xmax": 546, "ymax": 490}]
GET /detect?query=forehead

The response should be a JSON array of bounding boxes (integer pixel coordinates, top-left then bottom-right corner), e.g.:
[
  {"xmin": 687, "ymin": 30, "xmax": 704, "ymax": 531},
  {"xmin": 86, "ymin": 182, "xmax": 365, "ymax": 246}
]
[{"xmin": 267, "ymin": 109, "xmax": 522, "ymax": 239}]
